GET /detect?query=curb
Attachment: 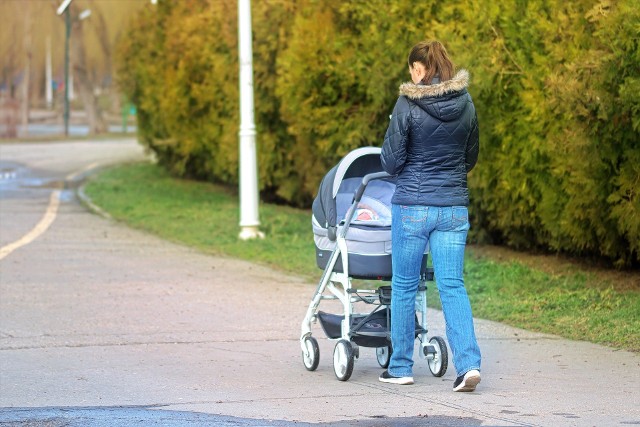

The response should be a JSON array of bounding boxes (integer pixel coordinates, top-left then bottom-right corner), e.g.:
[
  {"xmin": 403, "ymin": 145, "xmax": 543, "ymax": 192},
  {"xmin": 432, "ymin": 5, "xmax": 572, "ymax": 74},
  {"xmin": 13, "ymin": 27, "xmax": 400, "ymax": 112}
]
[
  {"xmin": 71, "ymin": 159, "xmax": 152, "ymax": 220},
  {"xmin": 76, "ymin": 182, "xmax": 113, "ymax": 220},
  {"xmin": 70, "ymin": 161, "xmax": 133, "ymax": 220}
]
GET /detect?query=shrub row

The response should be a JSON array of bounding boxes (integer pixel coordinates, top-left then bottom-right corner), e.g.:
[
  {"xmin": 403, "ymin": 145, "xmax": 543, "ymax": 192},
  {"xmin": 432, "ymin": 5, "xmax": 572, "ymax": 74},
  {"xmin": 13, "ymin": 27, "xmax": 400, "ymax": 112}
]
[{"xmin": 116, "ymin": 0, "xmax": 639, "ymax": 266}]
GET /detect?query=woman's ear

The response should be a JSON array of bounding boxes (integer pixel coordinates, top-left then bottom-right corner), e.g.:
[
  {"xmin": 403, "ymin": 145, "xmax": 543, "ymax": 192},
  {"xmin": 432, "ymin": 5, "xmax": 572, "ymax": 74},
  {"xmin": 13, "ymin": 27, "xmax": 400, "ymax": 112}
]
[{"xmin": 411, "ymin": 62, "xmax": 426, "ymax": 83}]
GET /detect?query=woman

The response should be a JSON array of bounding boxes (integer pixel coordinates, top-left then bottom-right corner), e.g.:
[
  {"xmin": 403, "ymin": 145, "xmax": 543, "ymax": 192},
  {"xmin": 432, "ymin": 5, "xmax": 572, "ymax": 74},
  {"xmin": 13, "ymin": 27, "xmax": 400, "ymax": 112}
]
[{"xmin": 379, "ymin": 40, "xmax": 481, "ymax": 392}]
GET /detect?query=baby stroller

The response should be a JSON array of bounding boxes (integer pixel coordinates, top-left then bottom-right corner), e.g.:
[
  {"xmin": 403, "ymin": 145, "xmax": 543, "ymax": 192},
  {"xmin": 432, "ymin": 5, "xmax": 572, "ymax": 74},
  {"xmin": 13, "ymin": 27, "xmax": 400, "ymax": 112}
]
[{"xmin": 300, "ymin": 146, "xmax": 448, "ymax": 381}]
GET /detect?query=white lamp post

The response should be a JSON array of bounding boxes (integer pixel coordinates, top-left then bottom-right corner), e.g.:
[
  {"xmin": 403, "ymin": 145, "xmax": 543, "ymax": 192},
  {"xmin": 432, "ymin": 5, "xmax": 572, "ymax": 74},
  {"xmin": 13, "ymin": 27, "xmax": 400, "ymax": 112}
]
[
  {"xmin": 45, "ymin": 36, "xmax": 53, "ymax": 109},
  {"xmin": 237, "ymin": 0, "xmax": 263, "ymax": 240}
]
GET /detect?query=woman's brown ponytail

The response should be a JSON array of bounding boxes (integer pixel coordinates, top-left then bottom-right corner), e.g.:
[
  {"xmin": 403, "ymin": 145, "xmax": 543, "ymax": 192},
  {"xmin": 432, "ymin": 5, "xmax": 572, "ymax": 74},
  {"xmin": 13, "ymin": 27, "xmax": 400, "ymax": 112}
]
[{"xmin": 408, "ymin": 40, "xmax": 455, "ymax": 84}]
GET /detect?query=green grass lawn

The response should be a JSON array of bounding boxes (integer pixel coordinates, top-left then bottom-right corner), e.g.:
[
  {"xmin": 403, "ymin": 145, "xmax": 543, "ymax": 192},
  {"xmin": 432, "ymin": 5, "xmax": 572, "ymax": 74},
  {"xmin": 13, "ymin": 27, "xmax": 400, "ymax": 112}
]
[{"xmin": 84, "ymin": 162, "xmax": 640, "ymax": 352}]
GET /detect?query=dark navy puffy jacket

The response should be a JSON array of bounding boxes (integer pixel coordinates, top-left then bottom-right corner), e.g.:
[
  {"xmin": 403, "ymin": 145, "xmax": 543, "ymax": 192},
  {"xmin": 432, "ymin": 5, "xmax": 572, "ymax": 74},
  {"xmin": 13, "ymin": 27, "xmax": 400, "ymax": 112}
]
[{"xmin": 381, "ymin": 69, "xmax": 479, "ymax": 206}]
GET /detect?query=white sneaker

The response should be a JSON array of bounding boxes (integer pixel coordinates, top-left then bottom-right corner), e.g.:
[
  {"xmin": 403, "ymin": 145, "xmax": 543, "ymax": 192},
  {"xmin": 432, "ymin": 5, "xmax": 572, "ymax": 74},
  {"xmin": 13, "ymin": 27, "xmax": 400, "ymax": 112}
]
[
  {"xmin": 379, "ymin": 370, "xmax": 414, "ymax": 385},
  {"xmin": 453, "ymin": 369, "xmax": 481, "ymax": 392}
]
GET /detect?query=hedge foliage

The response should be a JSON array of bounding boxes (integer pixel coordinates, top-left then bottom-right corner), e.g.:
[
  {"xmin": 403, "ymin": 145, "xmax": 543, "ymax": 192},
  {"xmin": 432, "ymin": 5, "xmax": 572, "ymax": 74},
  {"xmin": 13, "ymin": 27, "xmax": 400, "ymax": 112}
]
[{"xmin": 116, "ymin": 0, "xmax": 639, "ymax": 266}]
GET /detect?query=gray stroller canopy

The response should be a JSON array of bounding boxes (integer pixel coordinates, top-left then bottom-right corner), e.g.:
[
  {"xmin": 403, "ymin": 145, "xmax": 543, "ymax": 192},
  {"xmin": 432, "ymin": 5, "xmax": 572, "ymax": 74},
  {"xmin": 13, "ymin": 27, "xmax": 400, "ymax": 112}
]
[{"xmin": 312, "ymin": 147, "xmax": 393, "ymax": 229}]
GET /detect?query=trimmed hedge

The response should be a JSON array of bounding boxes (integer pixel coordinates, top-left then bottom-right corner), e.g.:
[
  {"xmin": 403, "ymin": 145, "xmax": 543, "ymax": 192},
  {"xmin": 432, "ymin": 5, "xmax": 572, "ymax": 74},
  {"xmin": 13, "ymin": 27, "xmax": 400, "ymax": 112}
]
[{"xmin": 116, "ymin": 0, "xmax": 639, "ymax": 266}]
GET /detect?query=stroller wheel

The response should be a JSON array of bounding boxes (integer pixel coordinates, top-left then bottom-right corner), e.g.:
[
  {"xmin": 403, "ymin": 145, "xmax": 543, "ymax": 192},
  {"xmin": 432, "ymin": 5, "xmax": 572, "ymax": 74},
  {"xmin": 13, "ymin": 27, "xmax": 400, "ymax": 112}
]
[
  {"xmin": 333, "ymin": 339, "xmax": 355, "ymax": 381},
  {"xmin": 427, "ymin": 336, "xmax": 448, "ymax": 377},
  {"xmin": 375, "ymin": 345, "xmax": 392, "ymax": 368},
  {"xmin": 302, "ymin": 336, "xmax": 320, "ymax": 371}
]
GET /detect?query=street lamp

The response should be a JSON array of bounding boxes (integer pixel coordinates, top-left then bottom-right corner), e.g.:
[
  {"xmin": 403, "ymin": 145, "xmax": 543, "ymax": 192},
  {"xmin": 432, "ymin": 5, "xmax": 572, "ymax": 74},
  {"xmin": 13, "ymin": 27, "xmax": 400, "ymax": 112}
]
[
  {"xmin": 57, "ymin": 0, "xmax": 73, "ymax": 136},
  {"xmin": 237, "ymin": 0, "xmax": 263, "ymax": 240},
  {"xmin": 56, "ymin": 0, "xmax": 90, "ymax": 136},
  {"xmin": 78, "ymin": 9, "xmax": 91, "ymax": 20}
]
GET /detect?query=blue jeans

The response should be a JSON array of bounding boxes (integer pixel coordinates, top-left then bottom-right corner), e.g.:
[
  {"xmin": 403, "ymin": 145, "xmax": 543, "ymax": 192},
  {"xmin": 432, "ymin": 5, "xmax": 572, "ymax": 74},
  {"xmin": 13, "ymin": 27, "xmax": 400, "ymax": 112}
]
[{"xmin": 388, "ymin": 204, "xmax": 481, "ymax": 378}]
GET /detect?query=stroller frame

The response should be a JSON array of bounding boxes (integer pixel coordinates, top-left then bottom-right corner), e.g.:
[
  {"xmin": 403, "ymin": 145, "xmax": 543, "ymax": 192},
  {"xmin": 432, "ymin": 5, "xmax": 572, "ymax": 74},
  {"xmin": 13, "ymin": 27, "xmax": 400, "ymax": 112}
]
[{"xmin": 300, "ymin": 169, "xmax": 448, "ymax": 381}]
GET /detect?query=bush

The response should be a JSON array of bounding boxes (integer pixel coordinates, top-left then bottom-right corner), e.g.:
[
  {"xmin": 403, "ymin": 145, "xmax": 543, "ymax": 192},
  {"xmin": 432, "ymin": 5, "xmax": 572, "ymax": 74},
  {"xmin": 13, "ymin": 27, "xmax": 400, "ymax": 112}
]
[{"xmin": 115, "ymin": 0, "xmax": 639, "ymax": 266}]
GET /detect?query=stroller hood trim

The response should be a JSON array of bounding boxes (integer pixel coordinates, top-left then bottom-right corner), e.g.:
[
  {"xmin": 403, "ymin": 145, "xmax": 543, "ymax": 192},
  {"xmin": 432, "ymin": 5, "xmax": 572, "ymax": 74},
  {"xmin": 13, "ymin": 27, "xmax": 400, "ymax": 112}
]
[
  {"xmin": 332, "ymin": 147, "xmax": 382, "ymax": 198},
  {"xmin": 312, "ymin": 147, "xmax": 384, "ymax": 230}
]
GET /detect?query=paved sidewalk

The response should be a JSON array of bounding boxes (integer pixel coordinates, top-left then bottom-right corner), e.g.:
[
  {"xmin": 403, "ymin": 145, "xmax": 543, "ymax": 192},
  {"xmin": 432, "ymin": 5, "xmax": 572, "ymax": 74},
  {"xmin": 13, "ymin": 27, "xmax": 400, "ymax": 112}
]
[{"xmin": 0, "ymin": 140, "xmax": 638, "ymax": 426}]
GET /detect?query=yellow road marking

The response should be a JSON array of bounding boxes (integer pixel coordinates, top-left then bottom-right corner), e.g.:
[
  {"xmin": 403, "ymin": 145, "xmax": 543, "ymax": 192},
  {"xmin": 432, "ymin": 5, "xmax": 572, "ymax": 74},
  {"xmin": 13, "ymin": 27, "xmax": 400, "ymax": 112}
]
[
  {"xmin": 0, "ymin": 162, "xmax": 100, "ymax": 261},
  {"xmin": 66, "ymin": 162, "xmax": 99, "ymax": 181},
  {"xmin": 0, "ymin": 189, "xmax": 61, "ymax": 260}
]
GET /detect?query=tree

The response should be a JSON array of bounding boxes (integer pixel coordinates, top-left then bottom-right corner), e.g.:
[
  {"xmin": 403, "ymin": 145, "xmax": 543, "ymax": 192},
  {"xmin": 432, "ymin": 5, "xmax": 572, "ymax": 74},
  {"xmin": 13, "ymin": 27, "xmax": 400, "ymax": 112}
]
[{"xmin": 20, "ymin": 1, "xmax": 32, "ymax": 135}]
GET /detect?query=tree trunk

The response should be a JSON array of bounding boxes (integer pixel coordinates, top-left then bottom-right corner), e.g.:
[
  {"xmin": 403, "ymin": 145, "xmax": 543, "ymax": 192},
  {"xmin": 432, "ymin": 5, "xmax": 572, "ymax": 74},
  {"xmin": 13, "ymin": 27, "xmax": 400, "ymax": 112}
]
[
  {"xmin": 70, "ymin": 3, "xmax": 107, "ymax": 135},
  {"xmin": 20, "ymin": 2, "xmax": 32, "ymax": 136}
]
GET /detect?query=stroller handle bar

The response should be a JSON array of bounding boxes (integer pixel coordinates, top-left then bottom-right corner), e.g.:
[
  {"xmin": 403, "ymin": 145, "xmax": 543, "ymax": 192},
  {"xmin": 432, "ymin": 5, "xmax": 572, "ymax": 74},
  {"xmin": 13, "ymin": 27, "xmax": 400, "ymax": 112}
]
[
  {"xmin": 353, "ymin": 171, "xmax": 392, "ymax": 203},
  {"xmin": 337, "ymin": 171, "xmax": 392, "ymax": 239}
]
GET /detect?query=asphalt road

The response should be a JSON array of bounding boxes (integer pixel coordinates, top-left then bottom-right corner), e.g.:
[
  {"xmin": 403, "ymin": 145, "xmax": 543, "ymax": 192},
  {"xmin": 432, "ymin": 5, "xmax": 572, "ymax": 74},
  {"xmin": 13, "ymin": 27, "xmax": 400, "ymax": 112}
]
[{"xmin": 0, "ymin": 139, "xmax": 638, "ymax": 427}]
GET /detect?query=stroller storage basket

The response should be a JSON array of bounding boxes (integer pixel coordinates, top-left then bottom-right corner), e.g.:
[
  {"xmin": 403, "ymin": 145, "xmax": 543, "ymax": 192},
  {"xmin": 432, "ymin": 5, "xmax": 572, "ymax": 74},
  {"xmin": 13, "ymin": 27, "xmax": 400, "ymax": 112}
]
[{"xmin": 317, "ymin": 308, "xmax": 422, "ymax": 348}]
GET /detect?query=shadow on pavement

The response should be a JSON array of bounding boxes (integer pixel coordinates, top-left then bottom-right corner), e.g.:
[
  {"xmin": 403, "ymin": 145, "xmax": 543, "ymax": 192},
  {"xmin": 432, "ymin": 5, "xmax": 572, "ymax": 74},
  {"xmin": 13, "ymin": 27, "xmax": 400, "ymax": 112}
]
[{"xmin": 0, "ymin": 406, "xmax": 491, "ymax": 427}]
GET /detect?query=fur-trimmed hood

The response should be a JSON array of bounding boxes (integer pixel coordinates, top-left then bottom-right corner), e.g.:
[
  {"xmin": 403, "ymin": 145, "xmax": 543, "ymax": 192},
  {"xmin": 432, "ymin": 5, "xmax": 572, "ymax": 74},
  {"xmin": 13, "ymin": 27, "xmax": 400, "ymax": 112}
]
[
  {"xmin": 398, "ymin": 69, "xmax": 469, "ymax": 99},
  {"xmin": 397, "ymin": 69, "xmax": 471, "ymax": 122}
]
